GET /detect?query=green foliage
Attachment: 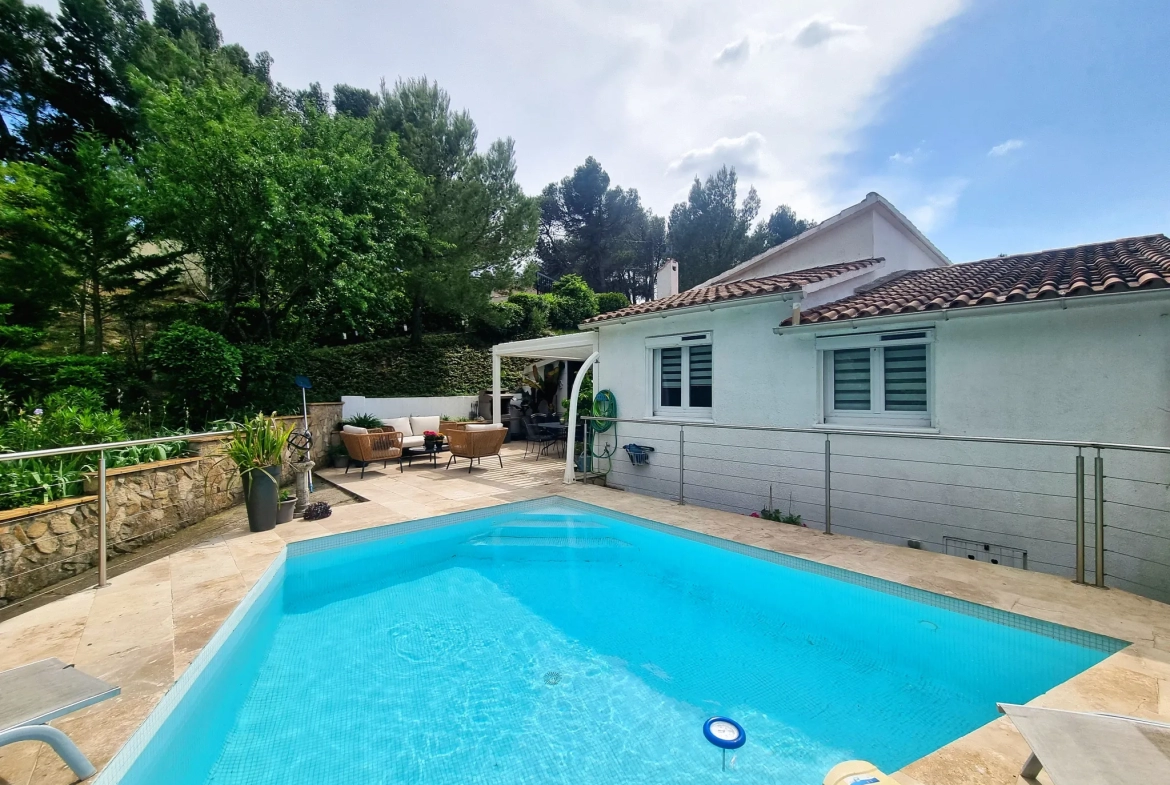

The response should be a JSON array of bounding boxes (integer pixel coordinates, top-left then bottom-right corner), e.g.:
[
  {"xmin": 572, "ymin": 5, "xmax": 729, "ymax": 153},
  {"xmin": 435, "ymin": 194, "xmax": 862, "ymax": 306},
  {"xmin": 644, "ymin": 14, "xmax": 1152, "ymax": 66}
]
[
  {"xmin": 596, "ymin": 291, "xmax": 630, "ymax": 314},
  {"xmin": 758, "ymin": 508, "xmax": 803, "ymax": 525},
  {"xmin": 222, "ymin": 413, "xmax": 292, "ymax": 485},
  {"xmin": 0, "ymin": 387, "xmax": 185, "ymax": 511},
  {"xmin": 548, "ymin": 274, "xmax": 599, "ymax": 329},
  {"xmin": 303, "ymin": 334, "xmax": 529, "ymax": 401},
  {"xmin": 505, "ymin": 292, "xmax": 551, "ymax": 337},
  {"xmin": 537, "ymin": 157, "xmax": 666, "ymax": 302},
  {"xmin": 472, "ymin": 301, "xmax": 525, "ymax": 343},
  {"xmin": 0, "ymin": 351, "xmax": 117, "ymax": 404},
  {"xmin": 375, "ymin": 77, "xmax": 539, "ymax": 344},
  {"xmin": 150, "ymin": 322, "xmax": 241, "ymax": 424},
  {"xmin": 342, "ymin": 413, "xmax": 383, "ymax": 429},
  {"xmin": 236, "ymin": 341, "xmax": 305, "ymax": 418},
  {"xmin": 140, "ymin": 74, "xmax": 423, "ymax": 343},
  {"xmin": 667, "ymin": 166, "xmax": 761, "ymax": 290}
]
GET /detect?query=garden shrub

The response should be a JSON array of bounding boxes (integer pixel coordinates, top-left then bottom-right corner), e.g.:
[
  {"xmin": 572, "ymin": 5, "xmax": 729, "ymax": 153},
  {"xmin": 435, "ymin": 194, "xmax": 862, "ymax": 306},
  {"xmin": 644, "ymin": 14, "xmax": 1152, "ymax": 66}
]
[
  {"xmin": 505, "ymin": 292, "xmax": 551, "ymax": 337},
  {"xmin": 596, "ymin": 291, "xmax": 630, "ymax": 314},
  {"xmin": 150, "ymin": 322, "xmax": 242, "ymax": 425},
  {"xmin": 473, "ymin": 301, "xmax": 525, "ymax": 343},
  {"xmin": 548, "ymin": 274, "xmax": 598, "ymax": 329}
]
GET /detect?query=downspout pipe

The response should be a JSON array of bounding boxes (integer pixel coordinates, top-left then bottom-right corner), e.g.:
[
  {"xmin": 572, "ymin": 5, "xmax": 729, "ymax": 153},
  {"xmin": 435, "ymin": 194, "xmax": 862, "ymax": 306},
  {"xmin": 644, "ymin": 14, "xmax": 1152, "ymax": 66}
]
[{"xmin": 563, "ymin": 351, "xmax": 601, "ymax": 484}]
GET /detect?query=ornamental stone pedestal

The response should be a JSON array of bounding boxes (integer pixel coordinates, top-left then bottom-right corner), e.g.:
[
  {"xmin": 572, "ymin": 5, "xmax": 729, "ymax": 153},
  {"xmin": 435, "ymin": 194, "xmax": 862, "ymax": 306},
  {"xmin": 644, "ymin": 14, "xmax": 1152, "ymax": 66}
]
[{"xmin": 291, "ymin": 461, "xmax": 315, "ymax": 515}]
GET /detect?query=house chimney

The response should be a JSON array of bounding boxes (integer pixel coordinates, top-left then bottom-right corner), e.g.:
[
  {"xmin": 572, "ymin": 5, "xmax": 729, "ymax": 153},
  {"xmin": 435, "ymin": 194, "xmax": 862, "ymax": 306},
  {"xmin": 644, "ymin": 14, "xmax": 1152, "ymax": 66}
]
[{"xmin": 656, "ymin": 259, "xmax": 679, "ymax": 299}]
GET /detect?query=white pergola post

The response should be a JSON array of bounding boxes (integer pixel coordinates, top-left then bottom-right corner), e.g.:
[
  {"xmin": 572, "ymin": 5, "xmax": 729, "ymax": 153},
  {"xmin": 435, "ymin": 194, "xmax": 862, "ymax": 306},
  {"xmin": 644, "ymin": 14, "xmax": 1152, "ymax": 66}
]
[
  {"xmin": 491, "ymin": 350, "xmax": 501, "ymax": 425},
  {"xmin": 563, "ymin": 351, "xmax": 600, "ymax": 484}
]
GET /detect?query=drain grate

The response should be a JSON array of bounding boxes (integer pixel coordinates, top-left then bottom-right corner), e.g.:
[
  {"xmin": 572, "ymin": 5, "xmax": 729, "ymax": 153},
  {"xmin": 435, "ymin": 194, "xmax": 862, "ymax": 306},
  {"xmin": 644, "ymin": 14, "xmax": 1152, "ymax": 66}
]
[{"xmin": 544, "ymin": 671, "xmax": 561, "ymax": 686}]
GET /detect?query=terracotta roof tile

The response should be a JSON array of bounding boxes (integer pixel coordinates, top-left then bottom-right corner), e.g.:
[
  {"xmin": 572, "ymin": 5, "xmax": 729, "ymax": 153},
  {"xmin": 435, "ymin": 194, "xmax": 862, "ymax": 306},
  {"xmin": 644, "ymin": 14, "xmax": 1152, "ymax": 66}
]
[
  {"xmin": 584, "ymin": 258, "xmax": 882, "ymax": 324},
  {"xmin": 785, "ymin": 235, "xmax": 1170, "ymax": 326}
]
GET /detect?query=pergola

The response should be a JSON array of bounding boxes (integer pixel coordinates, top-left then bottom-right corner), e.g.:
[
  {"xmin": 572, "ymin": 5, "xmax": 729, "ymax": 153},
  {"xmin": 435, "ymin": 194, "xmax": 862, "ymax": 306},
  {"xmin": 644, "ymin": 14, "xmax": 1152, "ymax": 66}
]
[{"xmin": 491, "ymin": 331, "xmax": 600, "ymax": 483}]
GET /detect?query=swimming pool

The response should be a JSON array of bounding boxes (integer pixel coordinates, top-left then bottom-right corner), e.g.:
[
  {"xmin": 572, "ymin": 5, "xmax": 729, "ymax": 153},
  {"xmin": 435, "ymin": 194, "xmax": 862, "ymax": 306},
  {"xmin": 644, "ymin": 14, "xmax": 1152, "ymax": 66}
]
[{"xmin": 99, "ymin": 497, "xmax": 1126, "ymax": 785}]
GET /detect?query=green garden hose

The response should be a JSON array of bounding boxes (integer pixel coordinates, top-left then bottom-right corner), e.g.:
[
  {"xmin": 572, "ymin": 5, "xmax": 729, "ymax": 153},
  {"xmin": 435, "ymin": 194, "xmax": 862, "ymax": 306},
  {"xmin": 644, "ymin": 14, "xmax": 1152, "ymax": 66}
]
[{"xmin": 586, "ymin": 389, "xmax": 618, "ymax": 475}]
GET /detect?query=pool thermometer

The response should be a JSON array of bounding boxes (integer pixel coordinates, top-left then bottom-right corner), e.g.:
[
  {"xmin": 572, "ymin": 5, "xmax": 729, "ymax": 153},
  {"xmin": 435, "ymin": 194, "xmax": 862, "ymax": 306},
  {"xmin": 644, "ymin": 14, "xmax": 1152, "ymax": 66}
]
[{"xmin": 703, "ymin": 716, "xmax": 745, "ymax": 772}]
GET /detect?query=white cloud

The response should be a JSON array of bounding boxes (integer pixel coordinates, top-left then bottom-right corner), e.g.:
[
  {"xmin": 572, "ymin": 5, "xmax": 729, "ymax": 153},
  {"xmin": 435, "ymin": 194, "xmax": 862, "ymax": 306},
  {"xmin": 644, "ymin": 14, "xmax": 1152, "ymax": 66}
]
[
  {"xmin": 792, "ymin": 17, "xmax": 866, "ymax": 48},
  {"xmin": 210, "ymin": 0, "xmax": 968, "ymax": 221},
  {"xmin": 889, "ymin": 147, "xmax": 924, "ymax": 165},
  {"xmin": 714, "ymin": 37, "xmax": 751, "ymax": 65},
  {"xmin": 905, "ymin": 178, "xmax": 969, "ymax": 232},
  {"xmin": 666, "ymin": 132, "xmax": 768, "ymax": 178},
  {"xmin": 988, "ymin": 138, "xmax": 1025, "ymax": 157}
]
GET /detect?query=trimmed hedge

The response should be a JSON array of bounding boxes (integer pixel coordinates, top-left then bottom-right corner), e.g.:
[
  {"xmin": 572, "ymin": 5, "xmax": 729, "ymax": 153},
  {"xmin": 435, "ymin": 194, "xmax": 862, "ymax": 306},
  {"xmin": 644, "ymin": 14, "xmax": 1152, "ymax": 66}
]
[{"xmin": 303, "ymin": 334, "xmax": 531, "ymax": 400}]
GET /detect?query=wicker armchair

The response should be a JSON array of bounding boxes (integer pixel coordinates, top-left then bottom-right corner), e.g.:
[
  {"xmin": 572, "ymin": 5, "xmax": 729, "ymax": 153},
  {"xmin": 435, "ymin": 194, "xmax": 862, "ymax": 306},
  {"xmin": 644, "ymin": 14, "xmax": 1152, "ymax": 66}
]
[
  {"xmin": 340, "ymin": 428, "xmax": 403, "ymax": 478},
  {"xmin": 445, "ymin": 426, "xmax": 506, "ymax": 473}
]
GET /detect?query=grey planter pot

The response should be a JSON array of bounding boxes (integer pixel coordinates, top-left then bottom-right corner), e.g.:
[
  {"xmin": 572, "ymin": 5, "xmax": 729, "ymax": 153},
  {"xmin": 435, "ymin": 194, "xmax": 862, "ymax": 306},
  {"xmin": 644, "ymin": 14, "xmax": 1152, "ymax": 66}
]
[
  {"xmin": 277, "ymin": 498, "xmax": 295, "ymax": 524},
  {"xmin": 244, "ymin": 465, "xmax": 281, "ymax": 532}
]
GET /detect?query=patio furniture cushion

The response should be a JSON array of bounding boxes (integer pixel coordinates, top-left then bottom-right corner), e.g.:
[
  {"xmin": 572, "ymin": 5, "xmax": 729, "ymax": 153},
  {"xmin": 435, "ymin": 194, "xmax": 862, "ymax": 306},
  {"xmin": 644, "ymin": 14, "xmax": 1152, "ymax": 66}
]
[
  {"xmin": 465, "ymin": 423, "xmax": 505, "ymax": 432},
  {"xmin": 341, "ymin": 425, "xmax": 368, "ymax": 434},
  {"xmin": 382, "ymin": 417, "xmax": 412, "ymax": 436},
  {"xmin": 401, "ymin": 435, "xmax": 426, "ymax": 448},
  {"xmin": 410, "ymin": 415, "xmax": 441, "ymax": 435}
]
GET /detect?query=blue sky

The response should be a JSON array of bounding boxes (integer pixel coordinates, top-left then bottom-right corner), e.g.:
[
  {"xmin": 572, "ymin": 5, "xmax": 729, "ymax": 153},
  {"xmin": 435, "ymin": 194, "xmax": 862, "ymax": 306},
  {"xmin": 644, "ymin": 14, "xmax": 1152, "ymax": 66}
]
[
  {"xmin": 33, "ymin": 0, "xmax": 1170, "ymax": 263},
  {"xmin": 841, "ymin": 0, "xmax": 1170, "ymax": 262}
]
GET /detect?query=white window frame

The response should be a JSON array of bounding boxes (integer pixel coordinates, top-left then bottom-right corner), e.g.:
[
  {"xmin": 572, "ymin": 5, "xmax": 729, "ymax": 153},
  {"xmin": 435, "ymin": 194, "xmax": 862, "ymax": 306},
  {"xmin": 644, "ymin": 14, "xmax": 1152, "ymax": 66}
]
[
  {"xmin": 817, "ymin": 329, "xmax": 934, "ymax": 427},
  {"xmin": 647, "ymin": 331, "xmax": 713, "ymax": 419}
]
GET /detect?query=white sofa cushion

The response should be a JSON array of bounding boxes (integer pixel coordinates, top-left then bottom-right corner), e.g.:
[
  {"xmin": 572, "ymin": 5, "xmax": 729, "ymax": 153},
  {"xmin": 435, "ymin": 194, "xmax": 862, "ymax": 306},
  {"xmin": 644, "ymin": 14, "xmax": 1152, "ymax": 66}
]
[
  {"xmin": 410, "ymin": 415, "xmax": 441, "ymax": 435},
  {"xmin": 400, "ymin": 435, "xmax": 426, "ymax": 448},
  {"xmin": 341, "ymin": 425, "xmax": 368, "ymax": 434},
  {"xmin": 382, "ymin": 417, "xmax": 412, "ymax": 436},
  {"xmin": 465, "ymin": 423, "xmax": 505, "ymax": 432}
]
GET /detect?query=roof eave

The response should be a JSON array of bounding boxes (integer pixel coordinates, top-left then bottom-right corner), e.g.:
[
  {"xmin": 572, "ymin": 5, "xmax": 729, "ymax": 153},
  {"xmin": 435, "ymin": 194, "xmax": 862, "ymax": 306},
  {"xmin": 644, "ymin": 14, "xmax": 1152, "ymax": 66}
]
[
  {"xmin": 584, "ymin": 289, "xmax": 805, "ymax": 329},
  {"xmin": 773, "ymin": 287, "xmax": 1170, "ymax": 335}
]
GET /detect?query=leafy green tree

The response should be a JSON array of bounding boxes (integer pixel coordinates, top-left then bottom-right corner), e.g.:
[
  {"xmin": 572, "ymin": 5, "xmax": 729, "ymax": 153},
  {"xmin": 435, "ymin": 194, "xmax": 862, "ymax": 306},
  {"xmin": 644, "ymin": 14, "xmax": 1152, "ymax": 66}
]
[
  {"xmin": 506, "ymin": 292, "xmax": 550, "ymax": 337},
  {"xmin": 151, "ymin": 0, "xmax": 220, "ymax": 51},
  {"xmin": 0, "ymin": 134, "xmax": 176, "ymax": 351},
  {"xmin": 745, "ymin": 204, "xmax": 817, "ymax": 258},
  {"xmin": 375, "ymin": 77, "xmax": 539, "ymax": 345},
  {"xmin": 333, "ymin": 83, "xmax": 379, "ymax": 118},
  {"xmin": 537, "ymin": 156, "xmax": 664, "ymax": 302},
  {"xmin": 140, "ymin": 74, "xmax": 422, "ymax": 342},
  {"xmin": 0, "ymin": 0, "xmax": 58, "ymax": 160},
  {"xmin": 666, "ymin": 166, "xmax": 761, "ymax": 290}
]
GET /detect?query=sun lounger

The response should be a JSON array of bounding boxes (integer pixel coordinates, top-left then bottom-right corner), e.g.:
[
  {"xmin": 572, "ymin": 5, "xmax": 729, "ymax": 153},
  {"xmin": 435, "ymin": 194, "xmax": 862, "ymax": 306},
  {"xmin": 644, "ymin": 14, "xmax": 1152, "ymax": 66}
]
[
  {"xmin": 0, "ymin": 658, "xmax": 120, "ymax": 779},
  {"xmin": 998, "ymin": 702, "xmax": 1170, "ymax": 784}
]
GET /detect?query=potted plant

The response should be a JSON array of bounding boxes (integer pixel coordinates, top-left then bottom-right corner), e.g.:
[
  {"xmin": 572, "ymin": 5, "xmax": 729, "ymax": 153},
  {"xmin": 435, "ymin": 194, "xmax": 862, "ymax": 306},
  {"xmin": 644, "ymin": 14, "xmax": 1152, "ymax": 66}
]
[
  {"xmin": 327, "ymin": 442, "xmax": 350, "ymax": 469},
  {"xmin": 224, "ymin": 413, "xmax": 293, "ymax": 532},
  {"xmin": 423, "ymin": 430, "xmax": 443, "ymax": 450},
  {"xmin": 277, "ymin": 489, "xmax": 295, "ymax": 524}
]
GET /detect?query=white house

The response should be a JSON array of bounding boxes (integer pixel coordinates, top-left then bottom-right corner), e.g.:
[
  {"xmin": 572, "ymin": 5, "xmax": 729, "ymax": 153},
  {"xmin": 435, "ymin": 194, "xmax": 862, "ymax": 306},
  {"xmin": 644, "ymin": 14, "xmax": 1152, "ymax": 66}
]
[{"xmin": 492, "ymin": 192, "xmax": 1170, "ymax": 601}]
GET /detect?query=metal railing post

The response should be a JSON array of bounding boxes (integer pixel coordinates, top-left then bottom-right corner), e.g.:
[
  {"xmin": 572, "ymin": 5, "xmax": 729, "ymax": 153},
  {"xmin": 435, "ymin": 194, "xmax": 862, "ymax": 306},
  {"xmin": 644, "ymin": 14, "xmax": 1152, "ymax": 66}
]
[
  {"xmin": 824, "ymin": 436, "xmax": 832, "ymax": 534},
  {"xmin": 1094, "ymin": 449, "xmax": 1105, "ymax": 588},
  {"xmin": 1074, "ymin": 450, "xmax": 1085, "ymax": 584},
  {"xmin": 98, "ymin": 449, "xmax": 107, "ymax": 588},
  {"xmin": 678, "ymin": 427, "xmax": 685, "ymax": 505}
]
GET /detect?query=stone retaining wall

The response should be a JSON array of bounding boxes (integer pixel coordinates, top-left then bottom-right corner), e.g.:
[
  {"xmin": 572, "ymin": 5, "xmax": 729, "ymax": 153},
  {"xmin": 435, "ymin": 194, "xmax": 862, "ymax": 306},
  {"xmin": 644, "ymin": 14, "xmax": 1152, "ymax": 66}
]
[{"xmin": 0, "ymin": 402, "xmax": 344, "ymax": 607}]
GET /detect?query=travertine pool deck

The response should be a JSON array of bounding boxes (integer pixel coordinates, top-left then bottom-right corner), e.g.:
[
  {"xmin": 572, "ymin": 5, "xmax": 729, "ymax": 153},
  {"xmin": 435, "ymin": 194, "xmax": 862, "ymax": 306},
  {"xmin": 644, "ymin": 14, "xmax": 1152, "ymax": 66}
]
[{"xmin": 2, "ymin": 442, "xmax": 1168, "ymax": 785}]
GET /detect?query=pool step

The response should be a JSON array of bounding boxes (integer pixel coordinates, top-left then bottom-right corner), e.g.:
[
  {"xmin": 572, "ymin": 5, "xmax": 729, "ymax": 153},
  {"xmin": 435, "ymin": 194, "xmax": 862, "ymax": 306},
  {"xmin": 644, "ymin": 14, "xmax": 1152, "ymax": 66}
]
[
  {"xmin": 487, "ymin": 520, "xmax": 610, "ymax": 539},
  {"xmin": 457, "ymin": 534, "xmax": 631, "ymax": 561}
]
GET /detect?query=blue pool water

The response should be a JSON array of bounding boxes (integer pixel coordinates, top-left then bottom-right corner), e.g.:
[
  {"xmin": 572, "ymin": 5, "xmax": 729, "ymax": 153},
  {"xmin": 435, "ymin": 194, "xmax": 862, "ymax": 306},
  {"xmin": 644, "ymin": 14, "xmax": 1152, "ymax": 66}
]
[{"xmin": 107, "ymin": 499, "xmax": 1125, "ymax": 785}]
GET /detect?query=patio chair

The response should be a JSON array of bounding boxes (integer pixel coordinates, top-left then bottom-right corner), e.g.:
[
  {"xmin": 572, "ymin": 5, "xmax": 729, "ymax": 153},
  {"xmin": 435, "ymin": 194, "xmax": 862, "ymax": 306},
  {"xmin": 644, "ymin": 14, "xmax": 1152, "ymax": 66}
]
[
  {"xmin": 997, "ymin": 702, "xmax": 1170, "ymax": 783},
  {"xmin": 523, "ymin": 417, "xmax": 558, "ymax": 460},
  {"xmin": 0, "ymin": 658, "xmax": 120, "ymax": 779},
  {"xmin": 340, "ymin": 427, "xmax": 403, "ymax": 478},
  {"xmin": 446, "ymin": 424, "xmax": 506, "ymax": 473}
]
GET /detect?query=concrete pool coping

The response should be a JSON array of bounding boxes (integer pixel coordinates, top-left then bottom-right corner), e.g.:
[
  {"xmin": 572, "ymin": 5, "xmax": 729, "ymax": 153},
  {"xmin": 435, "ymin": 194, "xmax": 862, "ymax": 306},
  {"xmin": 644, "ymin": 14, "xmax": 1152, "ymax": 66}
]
[{"xmin": 2, "ymin": 454, "xmax": 1168, "ymax": 785}]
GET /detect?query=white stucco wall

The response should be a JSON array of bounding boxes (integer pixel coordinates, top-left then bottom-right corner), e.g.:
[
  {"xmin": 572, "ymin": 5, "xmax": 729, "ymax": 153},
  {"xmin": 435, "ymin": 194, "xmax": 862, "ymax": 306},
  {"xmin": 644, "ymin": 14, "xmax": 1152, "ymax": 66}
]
[
  {"xmin": 589, "ymin": 293, "xmax": 1170, "ymax": 601},
  {"xmin": 722, "ymin": 212, "xmax": 876, "ymax": 281},
  {"xmin": 341, "ymin": 395, "xmax": 479, "ymax": 421}
]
